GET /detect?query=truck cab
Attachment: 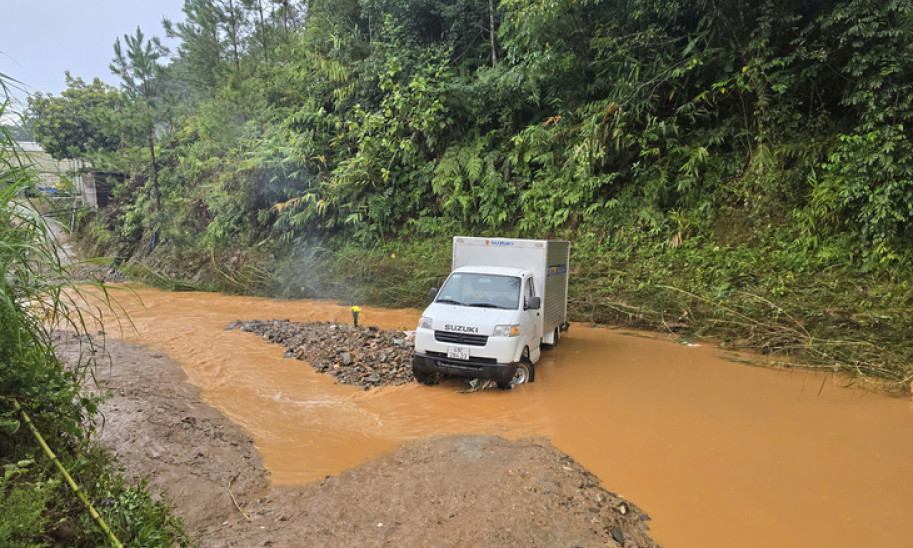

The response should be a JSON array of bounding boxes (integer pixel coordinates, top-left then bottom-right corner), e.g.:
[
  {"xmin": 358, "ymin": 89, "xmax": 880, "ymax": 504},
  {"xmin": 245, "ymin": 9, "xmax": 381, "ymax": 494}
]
[{"xmin": 412, "ymin": 237, "xmax": 569, "ymax": 389}]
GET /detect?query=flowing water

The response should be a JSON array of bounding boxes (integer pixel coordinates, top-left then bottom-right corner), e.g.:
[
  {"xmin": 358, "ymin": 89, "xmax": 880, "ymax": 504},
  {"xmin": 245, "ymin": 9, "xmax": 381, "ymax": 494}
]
[{"xmin": 87, "ymin": 286, "xmax": 913, "ymax": 548}]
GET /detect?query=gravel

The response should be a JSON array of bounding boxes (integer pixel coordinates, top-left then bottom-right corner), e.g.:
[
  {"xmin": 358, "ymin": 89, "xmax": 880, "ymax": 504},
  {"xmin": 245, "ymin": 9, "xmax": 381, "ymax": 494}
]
[{"xmin": 226, "ymin": 319, "xmax": 415, "ymax": 390}]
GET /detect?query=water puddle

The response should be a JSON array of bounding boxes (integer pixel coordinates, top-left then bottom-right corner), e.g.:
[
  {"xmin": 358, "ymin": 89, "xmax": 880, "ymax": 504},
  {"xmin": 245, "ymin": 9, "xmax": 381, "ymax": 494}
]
[{"xmin": 85, "ymin": 286, "xmax": 913, "ymax": 548}]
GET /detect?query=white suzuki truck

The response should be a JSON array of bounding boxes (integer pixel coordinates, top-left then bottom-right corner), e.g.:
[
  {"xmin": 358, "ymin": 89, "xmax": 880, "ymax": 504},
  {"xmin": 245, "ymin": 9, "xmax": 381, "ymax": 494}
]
[{"xmin": 412, "ymin": 237, "xmax": 570, "ymax": 389}]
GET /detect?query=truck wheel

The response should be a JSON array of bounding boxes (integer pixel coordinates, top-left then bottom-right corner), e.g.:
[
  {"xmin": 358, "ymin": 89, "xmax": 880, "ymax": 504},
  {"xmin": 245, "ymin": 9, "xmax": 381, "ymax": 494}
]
[
  {"xmin": 413, "ymin": 366, "xmax": 440, "ymax": 386},
  {"xmin": 497, "ymin": 362, "xmax": 531, "ymax": 390},
  {"xmin": 541, "ymin": 327, "xmax": 560, "ymax": 350},
  {"xmin": 498, "ymin": 349, "xmax": 534, "ymax": 390}
]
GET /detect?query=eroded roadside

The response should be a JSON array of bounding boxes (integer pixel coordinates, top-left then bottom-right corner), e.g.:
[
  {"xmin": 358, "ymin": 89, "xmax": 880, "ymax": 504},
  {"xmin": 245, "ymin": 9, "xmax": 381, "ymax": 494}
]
[{"xmin": 55, "ymin": 332, "xmax": 655, "ymax": 548}]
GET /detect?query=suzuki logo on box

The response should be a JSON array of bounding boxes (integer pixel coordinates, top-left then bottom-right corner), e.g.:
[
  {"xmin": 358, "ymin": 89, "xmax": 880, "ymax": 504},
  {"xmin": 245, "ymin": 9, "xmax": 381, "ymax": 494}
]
[{"xmin": 484, "ymin": 240, "xmax": 514, "ymax": 247}]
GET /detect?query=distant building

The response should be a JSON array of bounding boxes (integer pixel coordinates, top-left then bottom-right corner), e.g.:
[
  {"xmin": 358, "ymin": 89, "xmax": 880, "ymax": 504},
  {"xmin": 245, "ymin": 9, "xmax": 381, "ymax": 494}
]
[
  {"xmin": 80, "ymin": 171, "xmax": 123, "ymax": 208},
  {"xmin": 16, "ymin": 141, "xmax": 81, "ymax": 191},
  {"xmin": 9, "ymin": 142, "xmax": 118, "ymax": 208}
]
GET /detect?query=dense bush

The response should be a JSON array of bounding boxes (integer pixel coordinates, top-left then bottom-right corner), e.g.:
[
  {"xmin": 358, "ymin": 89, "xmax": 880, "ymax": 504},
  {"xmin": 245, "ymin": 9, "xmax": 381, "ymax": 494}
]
[{"xmin": 44, "ymin": 0, "xmax": 912, "ymax": 257}]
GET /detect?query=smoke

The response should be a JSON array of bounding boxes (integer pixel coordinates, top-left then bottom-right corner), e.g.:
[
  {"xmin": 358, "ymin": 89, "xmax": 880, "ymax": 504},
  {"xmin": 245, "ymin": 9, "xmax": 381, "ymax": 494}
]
[
  {"xmin": 265, "ymin": 239, "xmax": 449, "ymax": 308},
  {"xmin": 267, "ymin": 242, "xmax": 364, "ymax": 304}
]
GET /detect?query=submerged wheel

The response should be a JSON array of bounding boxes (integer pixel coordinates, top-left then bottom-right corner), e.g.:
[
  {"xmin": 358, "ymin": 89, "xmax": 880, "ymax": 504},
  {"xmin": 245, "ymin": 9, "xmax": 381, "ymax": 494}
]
[
  {"xmin": 497, "ymin": 362, "xmax": 531, "ymax": 390},
  {"xmin": 498, "ymin": 349, "xmax": 534, "ymax": 390},
  {"xmin": 413, "ymin": 365, "xmax": 440, "ymax": 386}
]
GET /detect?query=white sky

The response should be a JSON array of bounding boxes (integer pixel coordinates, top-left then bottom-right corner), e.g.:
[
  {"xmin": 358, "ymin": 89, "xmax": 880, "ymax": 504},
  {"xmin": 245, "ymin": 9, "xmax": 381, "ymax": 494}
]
[{"xmin": 0, "ymin": 0, "xmax": 186, "ymax": 122}]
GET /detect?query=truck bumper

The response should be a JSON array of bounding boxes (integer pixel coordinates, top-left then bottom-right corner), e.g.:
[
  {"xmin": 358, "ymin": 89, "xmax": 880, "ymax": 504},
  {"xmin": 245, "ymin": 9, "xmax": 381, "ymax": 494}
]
[{"xmin": 412, "ymin": 352, "xmax": 518, "ymax": 383}]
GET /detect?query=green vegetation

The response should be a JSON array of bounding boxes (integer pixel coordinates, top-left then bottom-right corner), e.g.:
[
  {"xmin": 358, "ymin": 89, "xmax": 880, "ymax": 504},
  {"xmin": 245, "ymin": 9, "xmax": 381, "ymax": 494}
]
[
  {"xmin": 31, "ymin": 0, "xmax": 913, "ymax": 391},
  {"xmin": 29, "ymin": 74, "xmax": 122, "ymax": 159},
  {"xmin": 0, "ymin": 108, "xmax": 186, "ymax": 546},
  {"xmin": 0, "ymin": 122, "xmax": 33, "ymax": 142}
]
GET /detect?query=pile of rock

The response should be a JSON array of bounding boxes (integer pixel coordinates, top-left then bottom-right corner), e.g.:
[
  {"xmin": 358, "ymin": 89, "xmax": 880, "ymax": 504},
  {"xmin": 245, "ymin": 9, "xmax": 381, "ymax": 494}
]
[{"xmin": 226, "ymin": 319, "xmax": 414, "ymax": 390}]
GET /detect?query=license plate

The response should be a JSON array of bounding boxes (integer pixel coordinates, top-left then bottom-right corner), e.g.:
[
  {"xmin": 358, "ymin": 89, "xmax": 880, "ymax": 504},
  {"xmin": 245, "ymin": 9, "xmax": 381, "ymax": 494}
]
[{"xmin": 447, "ymin": 346, "xmax": 470, "ymax": 360}]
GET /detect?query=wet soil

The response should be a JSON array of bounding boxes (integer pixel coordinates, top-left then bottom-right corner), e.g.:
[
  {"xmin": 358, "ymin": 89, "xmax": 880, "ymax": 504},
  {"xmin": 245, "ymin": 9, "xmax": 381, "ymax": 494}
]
[
  {"xmin": 55, "ymin": 332, "xmax": 267, "ymax": 536},
  {"xmin": 56, "ymin": 332, "xmax": 655, "ymax": 547},
  {"xmin": 72, "ymin": 286, "xmax": 913, "ymax": 548},
  {"xmin": 226, "ymin": 319, "xmax": 415, "ymax": 390}
]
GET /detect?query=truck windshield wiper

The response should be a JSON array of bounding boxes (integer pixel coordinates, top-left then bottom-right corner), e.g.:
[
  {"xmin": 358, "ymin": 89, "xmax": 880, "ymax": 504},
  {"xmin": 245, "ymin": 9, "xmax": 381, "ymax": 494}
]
[
  {"xmin": 436, "ymin": 298, "xmax": 463, "ymax": 306},
  {"xmin": 467, "ymin": 302, "xmax": 509, "ymax": 309}
]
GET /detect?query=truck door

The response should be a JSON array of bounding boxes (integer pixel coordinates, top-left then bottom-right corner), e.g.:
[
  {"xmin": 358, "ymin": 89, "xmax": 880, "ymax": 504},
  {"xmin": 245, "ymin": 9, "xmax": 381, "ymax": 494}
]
[{"xmin": 523, "ymin": 276, "xmax": 542, "ymax": 361}]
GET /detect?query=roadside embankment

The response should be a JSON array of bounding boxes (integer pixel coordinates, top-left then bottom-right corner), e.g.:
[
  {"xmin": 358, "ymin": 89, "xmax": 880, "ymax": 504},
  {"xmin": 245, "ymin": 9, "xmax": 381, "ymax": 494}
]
[{"xmin": 70, "ymin": 225, "xmax": 913, "ymax": 394}]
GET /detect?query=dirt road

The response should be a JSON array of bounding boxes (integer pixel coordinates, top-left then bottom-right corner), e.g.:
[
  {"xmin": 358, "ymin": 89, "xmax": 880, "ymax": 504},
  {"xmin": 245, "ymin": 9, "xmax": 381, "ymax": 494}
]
[{"xmin": 56, "ymin": 332, "xmax": 655, "ymax": 547}]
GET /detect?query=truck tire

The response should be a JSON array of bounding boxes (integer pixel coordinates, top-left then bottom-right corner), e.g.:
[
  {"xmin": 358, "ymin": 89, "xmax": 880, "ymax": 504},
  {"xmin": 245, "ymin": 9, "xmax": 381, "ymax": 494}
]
[
  {"xmin": 498, "ymin": 348, "xmax": 534, "ymax": 390},
  {"xmin": 497, "ymin": 362, "xmax": 531, "ymax": 390},
  {"xmin": 413, "ymin": 365, "xmax": 440, "ymax": 386}
]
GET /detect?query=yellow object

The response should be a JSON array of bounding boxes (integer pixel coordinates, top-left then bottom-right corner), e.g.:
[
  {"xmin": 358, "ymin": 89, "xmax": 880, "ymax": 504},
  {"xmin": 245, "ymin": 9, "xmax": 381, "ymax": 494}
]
[
  {"xmin": 351, "ymin": 306, "xmax": 360, "ymax": 313},
  {"xmin": 13, "ymin": 399, "xmax": 124, "ymax": 548}
]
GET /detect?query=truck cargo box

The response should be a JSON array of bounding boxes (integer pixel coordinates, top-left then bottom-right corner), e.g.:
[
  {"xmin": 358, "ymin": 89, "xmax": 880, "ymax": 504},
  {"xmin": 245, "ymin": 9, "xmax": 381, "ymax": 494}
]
[{"xmin": 452, "ymin": 237, "xmax": 570, "ymax": 340}]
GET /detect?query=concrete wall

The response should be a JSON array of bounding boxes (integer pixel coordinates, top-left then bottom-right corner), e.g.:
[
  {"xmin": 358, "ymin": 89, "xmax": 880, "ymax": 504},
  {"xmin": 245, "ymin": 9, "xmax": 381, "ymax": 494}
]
[
  {"xmin": 9, "ymin": 142, "xmax": 112, "ymax": 206},
  {"xmin": 15, "ymin": 141, "xmax": 82, "ymax": 190}
]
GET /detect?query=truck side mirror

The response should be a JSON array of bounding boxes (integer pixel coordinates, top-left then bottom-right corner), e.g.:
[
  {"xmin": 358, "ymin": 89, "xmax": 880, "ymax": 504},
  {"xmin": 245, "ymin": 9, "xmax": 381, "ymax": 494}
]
[
  {"xmin": 526, "ymin": 296, "xmax": 541, "ymax": 310},
  {"xmin": 429, "ymin": 287, "xmax": 438, "ymax": 301}
]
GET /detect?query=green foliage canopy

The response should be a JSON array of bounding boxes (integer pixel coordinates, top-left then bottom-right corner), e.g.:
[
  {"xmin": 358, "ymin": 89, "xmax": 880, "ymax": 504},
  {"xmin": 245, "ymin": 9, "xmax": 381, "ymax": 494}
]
[
  {"xmin": 61, "ymin": 0, "xmax": 913, "ymax": 263},
  {"xmin": 28, "ymin": 73, "xmax": 122, "ymax": 159}
]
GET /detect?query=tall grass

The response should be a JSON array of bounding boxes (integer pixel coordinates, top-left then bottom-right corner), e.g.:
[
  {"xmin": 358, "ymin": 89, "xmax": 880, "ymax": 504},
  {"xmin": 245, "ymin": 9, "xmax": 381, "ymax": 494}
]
[{"xmin": 0, "ymin": 103, "xmax": 186, "ymax": 547}]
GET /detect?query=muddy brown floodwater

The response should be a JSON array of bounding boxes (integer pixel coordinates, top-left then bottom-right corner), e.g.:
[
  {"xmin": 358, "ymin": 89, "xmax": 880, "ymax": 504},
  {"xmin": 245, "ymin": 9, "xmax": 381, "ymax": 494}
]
[{"xmin": 84, "ymin": 286, "xmax": 913, "ymax": 548}]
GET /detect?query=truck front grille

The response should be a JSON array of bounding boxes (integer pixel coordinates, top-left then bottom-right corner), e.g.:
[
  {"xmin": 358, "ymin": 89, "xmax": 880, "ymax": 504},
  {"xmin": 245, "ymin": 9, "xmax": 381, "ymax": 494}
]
[{"xmin": 434, "ymin": 331, "xmax": 489, "ymax": 347}]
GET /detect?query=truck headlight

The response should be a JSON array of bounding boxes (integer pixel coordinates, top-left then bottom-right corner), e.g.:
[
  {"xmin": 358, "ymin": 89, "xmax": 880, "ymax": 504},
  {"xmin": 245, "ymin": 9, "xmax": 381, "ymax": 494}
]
[
  {"xmin": 419, "ymin": 316, "xmax": 433, "ymax": 330},
  {"xmin": 492, "ymin": 324, "xmax": 519, "ymax": 337}
]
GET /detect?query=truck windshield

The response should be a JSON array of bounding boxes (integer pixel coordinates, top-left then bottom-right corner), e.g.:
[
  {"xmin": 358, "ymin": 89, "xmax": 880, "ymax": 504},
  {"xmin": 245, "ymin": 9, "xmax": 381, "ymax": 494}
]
[{"xmin": 436, "ymin": 273, "xmax": 521, "ymax": 309}]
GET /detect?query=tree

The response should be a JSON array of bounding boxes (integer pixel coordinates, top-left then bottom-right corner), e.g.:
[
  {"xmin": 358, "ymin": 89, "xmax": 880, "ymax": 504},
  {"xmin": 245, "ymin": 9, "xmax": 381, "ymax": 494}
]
[
  {"xmin": 28, "ymin": 73, "xmax": 121, "ymax": 159},
  {"xmin": 110, "ymin": 27, "xmax": 169, "ymax": 210},
  {"xmin": 808, "ymin": 0, "xmax": 913, "ymax": 250},
  {"xmin": 219, "ymin": 0, "xmax": 247, "ymax": 72},
  {"xmin": 164, "ymin": 0, "xmax": 225, "ymax": 91},
  {"xmin": 0, "ymin": 122, "xmax": 33, "ymax": 142},
  {"xmin": 243, "ymin": 0, "xmax": 270, "ymax": 61},
  {"xmin": 270, "ymin": 0, "xmax": 305, "ymax": 33}
]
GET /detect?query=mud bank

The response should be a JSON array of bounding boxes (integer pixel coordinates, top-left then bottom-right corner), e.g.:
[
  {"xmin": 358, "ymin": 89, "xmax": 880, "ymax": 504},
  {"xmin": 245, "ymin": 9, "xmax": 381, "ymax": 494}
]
[
  {"xmin": 74, "ymin": 286, "xmax": 913, "ymax": 547},
  {"xmin": 57, "ymin": 333, "xmax": 655, "ymax": 547}
]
